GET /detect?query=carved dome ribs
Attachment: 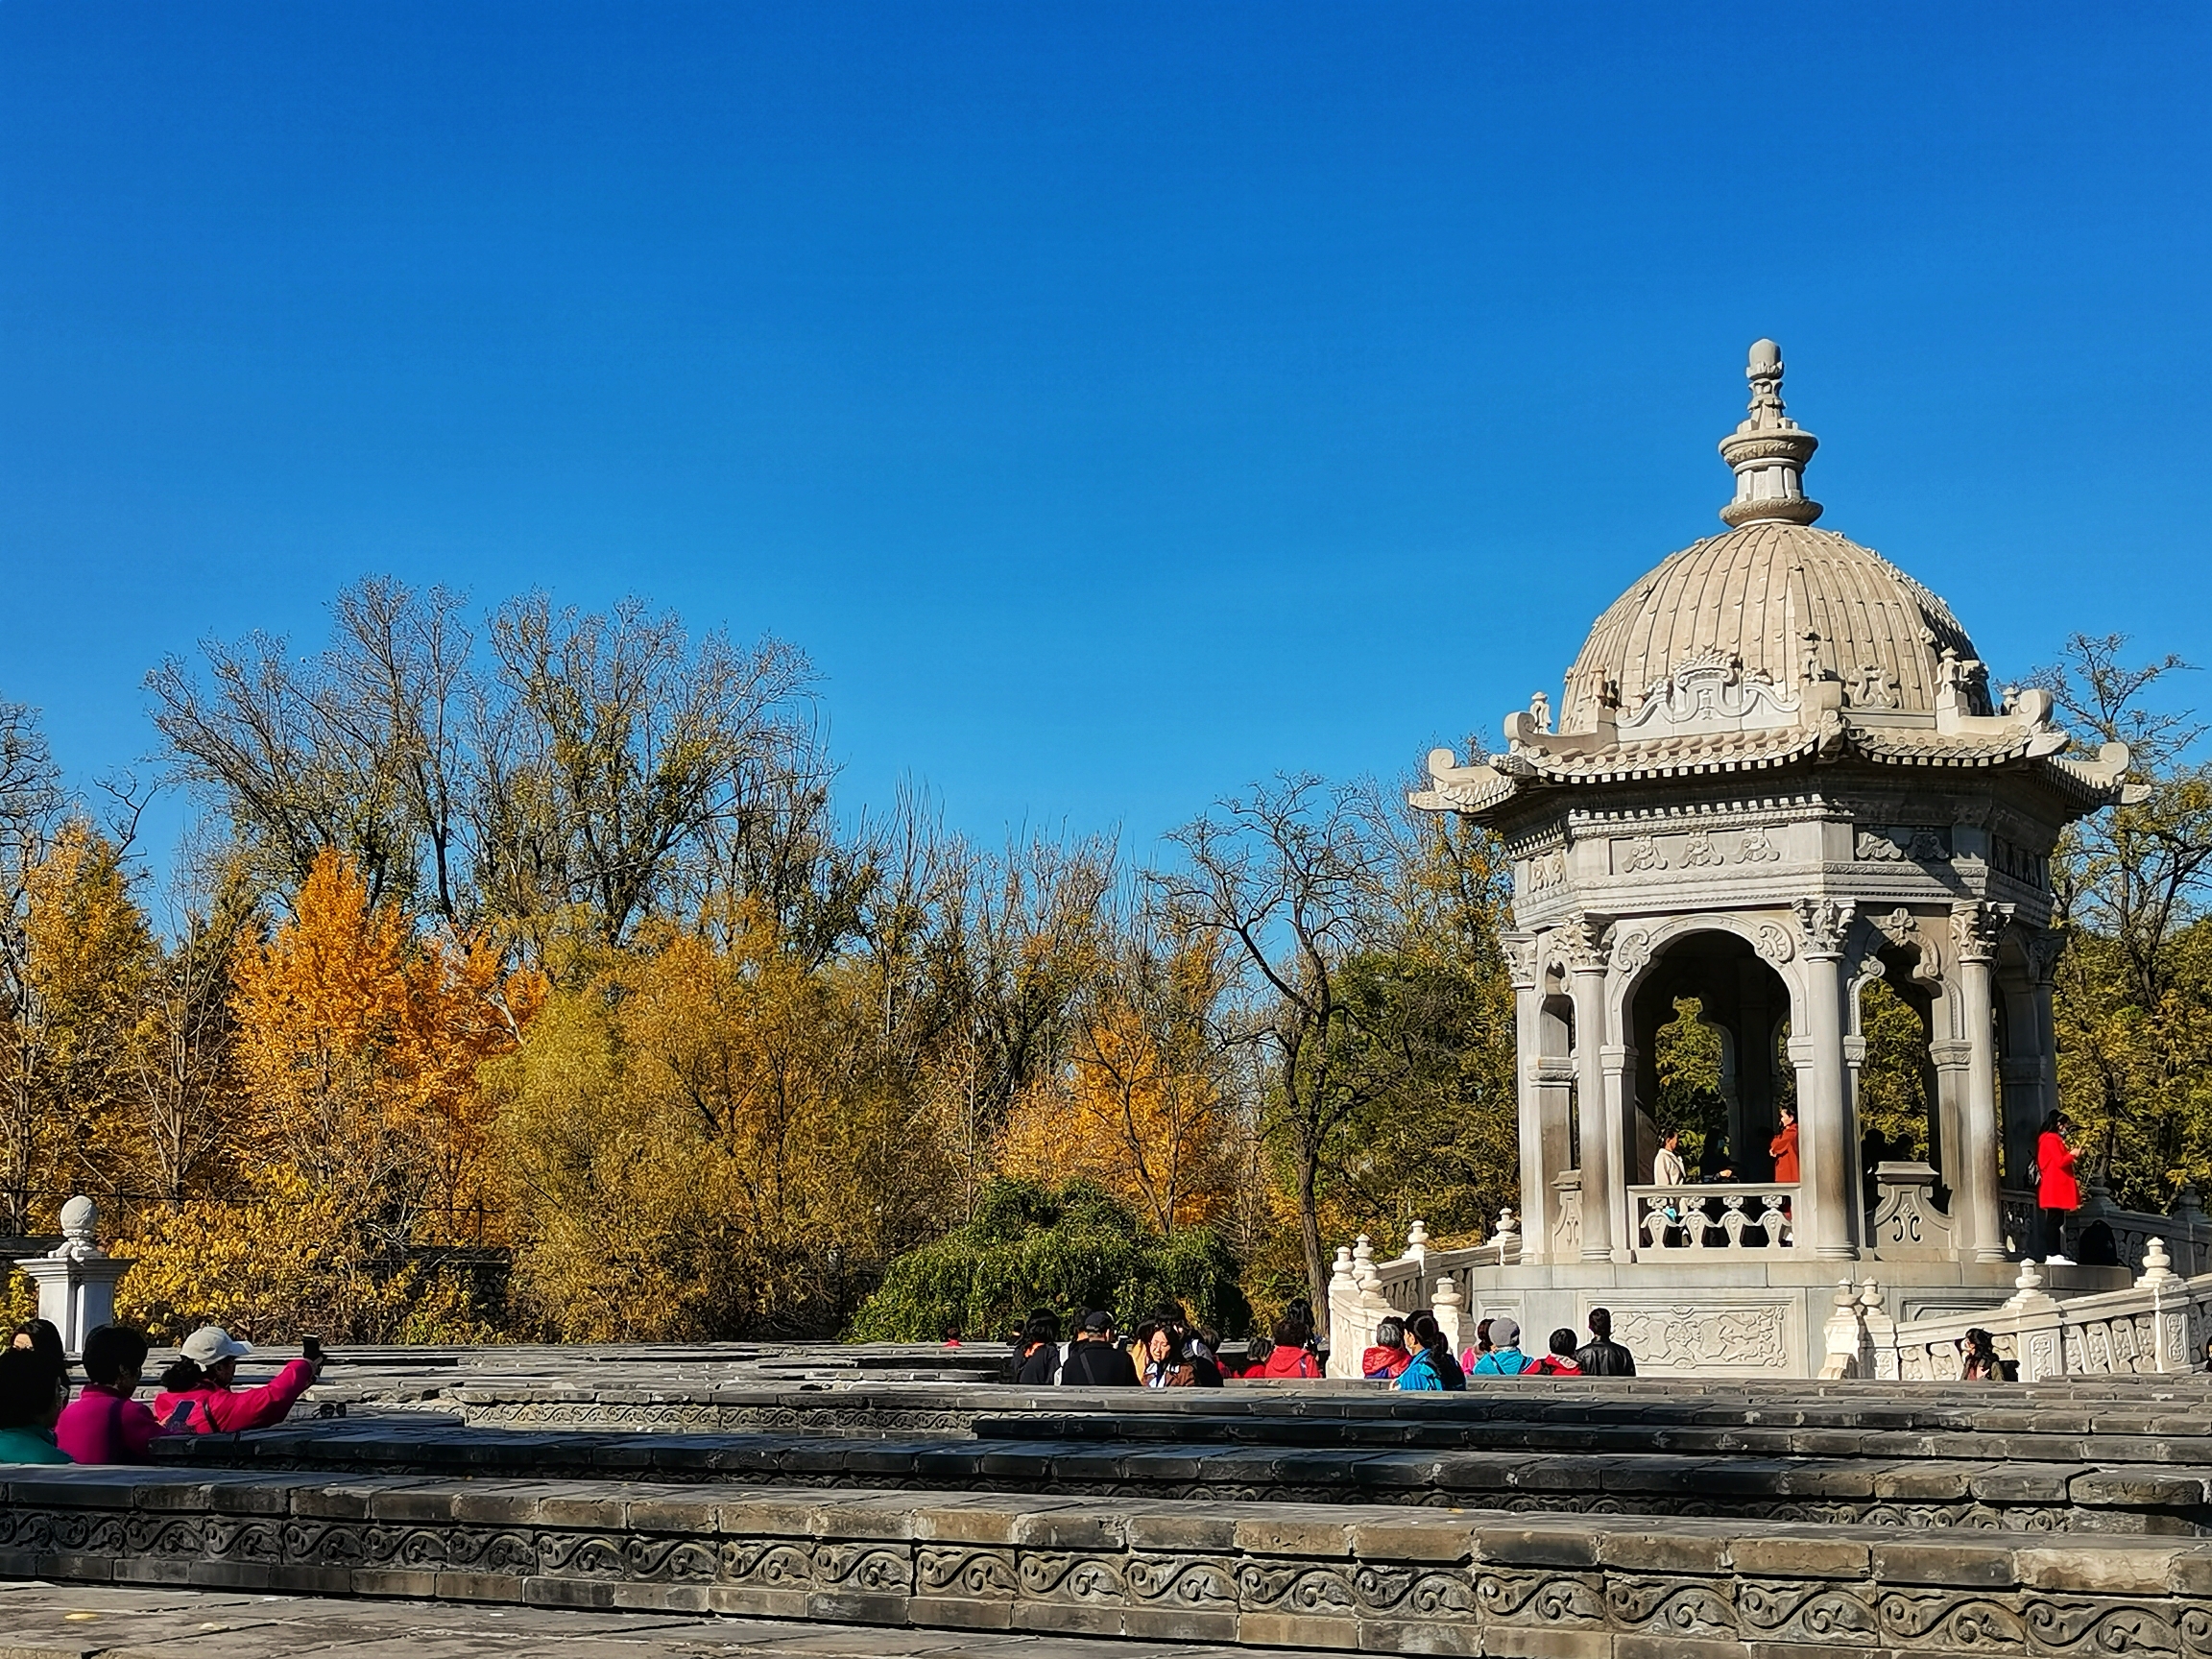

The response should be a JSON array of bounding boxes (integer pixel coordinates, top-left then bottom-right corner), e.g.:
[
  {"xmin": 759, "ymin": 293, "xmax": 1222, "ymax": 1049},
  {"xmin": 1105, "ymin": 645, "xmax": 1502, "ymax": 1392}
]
[{"xmin": 1562, "ymin": 523, "xmax": 1981, "ymax": 731}]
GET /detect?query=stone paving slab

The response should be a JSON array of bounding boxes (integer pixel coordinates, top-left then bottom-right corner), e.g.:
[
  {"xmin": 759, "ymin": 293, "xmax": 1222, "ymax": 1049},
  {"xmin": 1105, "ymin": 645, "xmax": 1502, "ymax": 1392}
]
[{"xmin": 2, "ymin": 1472, "xmax": 2210, "ymax": 1654}]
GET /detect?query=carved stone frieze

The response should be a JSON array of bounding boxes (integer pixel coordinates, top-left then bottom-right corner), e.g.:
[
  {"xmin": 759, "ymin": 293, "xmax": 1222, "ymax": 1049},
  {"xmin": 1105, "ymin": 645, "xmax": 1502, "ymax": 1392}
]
[
  {"xmin": 1740, "ymin": 825, "xmax": 1783, "ymax": 862},
  {"xmin": 1618, "ymin": 648, "xmax": 1804, "ymax": 738},
  {"xmin": 1855, "ymin": 824, "xmax": 1951, "ymax": 864}
]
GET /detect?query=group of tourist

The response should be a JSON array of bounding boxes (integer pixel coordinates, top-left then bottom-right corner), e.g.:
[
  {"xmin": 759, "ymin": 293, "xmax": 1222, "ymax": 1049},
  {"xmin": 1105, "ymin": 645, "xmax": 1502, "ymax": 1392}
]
[
  {"xmin": 0, "ymin": 1322, "xmax": 322, "ymax": 1464},
  {"xmin": 1003, "ymin": 1300, "xmax": 1334, "ymax": 1388},
  {"xmin": 1361, "ymin": 1308, "xmax": 1635, "ymax": 1388}
]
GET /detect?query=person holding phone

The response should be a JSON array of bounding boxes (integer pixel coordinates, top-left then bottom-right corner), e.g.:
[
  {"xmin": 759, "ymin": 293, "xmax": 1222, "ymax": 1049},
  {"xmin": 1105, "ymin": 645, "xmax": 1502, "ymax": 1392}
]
[{"xmin": 153, "ymin": 1327, "xmax": 322, "ymax": 1434}]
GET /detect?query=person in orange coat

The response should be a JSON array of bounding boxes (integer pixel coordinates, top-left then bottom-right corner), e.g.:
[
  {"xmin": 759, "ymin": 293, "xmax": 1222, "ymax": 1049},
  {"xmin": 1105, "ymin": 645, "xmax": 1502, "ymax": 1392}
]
[
  {"xmin": 2035, "ymin": 1111, "xmax": 2080, "ymax": 1265},
  {"xmin": 1768, "ymin": 1104, "xmax": 1800, "ymax": 1185}
]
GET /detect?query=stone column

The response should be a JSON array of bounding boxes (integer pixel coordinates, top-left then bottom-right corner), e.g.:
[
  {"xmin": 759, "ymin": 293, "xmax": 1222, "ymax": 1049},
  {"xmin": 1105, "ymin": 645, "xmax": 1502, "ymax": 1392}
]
[
  {"xmin": 1504, "ymin": 933, "xmax": 1552, "ymax": 1262},
  {"xmin": 2003, "ymin": 926, "xmax": 2065, "ymax": 1193},
  {"xmin": 1791, "ymin": 899, "xmax": 1858, "ymax": 1261},
  {"xmin": 1953, "ymin": 902, "xmax": 2013, "ymax": 1262},
  {"xmin": 1842, "ymin": 1032, "xmax": 1868, "ymax": 1225},
  {"xmin": 1600, "ymin": 1042, "xmax": 1638, "ymax": 1259},
  {"xmin": 1562, "ymin": 914, "xmax": 1615, "ymax": 1262}
]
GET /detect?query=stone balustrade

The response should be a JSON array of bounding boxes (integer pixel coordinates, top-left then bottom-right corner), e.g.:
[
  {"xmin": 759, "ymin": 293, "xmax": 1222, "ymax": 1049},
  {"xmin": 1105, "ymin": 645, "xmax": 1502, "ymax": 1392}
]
[
  {"xmin": 1625, "ymin": 1182, "xmax": 1796, "ymax": 1258},
  {"xmin": 1323, "ymin": 1215, "xmax": 1521, "ymax": 1377},
  {"xmin": 1835, "ymin": 1240, "xmax": 2212, "ymax": 1382}
]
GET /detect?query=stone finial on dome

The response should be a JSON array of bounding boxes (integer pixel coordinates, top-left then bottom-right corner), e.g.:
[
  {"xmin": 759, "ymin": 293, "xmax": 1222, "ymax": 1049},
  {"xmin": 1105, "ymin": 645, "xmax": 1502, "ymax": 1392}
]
[{"xmin": 1719, "ymin": 339, "xmax": 1822, "ymax": 528}]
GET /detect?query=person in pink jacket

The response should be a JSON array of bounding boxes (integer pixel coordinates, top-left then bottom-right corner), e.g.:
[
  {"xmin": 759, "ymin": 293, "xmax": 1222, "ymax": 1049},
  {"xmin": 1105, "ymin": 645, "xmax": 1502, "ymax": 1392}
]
[
  {"xmin": 154, "ymin": 1326, "xmax": 321, "ymax": 1434},
  {"xmin": 56, "ymin": 1325, "xmax": 159, "ymax": 1464}
]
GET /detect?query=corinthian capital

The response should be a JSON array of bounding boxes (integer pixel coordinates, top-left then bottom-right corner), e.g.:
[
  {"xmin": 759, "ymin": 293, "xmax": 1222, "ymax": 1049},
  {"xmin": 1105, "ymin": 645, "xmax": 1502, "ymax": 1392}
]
[
  {"xmin": 1790, "ymin": 897, "xmax": 1857, "ymax": 959},
  {"xmin": 1951, "ymin": 901, "xmax": 2014, "ymax": 965},
  {"xmin": 1502, "ymin": 931, "xmax": 1543, "ymax": 991},
  {"xmin": 1559, "ymin": 911, "xmax": 1610, "ymax": 973}
]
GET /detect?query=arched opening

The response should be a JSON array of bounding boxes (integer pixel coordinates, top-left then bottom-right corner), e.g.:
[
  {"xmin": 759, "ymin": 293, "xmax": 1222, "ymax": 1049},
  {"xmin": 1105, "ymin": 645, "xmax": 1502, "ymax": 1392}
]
[
  {"xmin": 1630, "ymin": 929, "xmax": 1792, "ymax": 1188},
  {"xmin": 1857, "ymin": 972, "xmax": 1937, "ymax": 1169}
]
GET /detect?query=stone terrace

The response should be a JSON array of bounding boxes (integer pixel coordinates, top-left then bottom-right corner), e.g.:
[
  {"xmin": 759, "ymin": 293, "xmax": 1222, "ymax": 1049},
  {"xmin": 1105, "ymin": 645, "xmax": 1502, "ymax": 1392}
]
[{"xmin": 10, "ymin": 1346, "xmax": 2212, "ymax": 1652}]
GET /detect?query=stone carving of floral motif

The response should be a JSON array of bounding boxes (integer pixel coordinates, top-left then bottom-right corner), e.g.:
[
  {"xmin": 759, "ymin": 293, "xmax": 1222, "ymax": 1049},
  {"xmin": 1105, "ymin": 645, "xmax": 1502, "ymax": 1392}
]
[
  {"xmin": 1620, "ymin": 833, "xmax": 1667, "ymax": 874},
  {"xmin": 2023, "ymin": 925, "xmax": 2065, "ymax": 987},
  {"xmin": 1611, "ymin": 927, "xmax": 1654, "ymax": 975},
  {"xmin": 1680, "ymin": 829, "xmax": 1723, "ymax": 868},
  {"xmin": 1870, "ymin": 906, "xmax": 1944, "ymax": 986},
  {"xmin": 1739, "ymin": 827, "xmax": 1782, "ymax": 863},
  {"xmin": 1618, "ymin": 648, "xmax": 1802, "ymax": 738},
  {"xmin": 1791, "ymin": 898, "xmax": 1857, "ymax": 959},
  {"xmin": 1751, "ymin": 922, "xmax": 1794, "ymax": 965},
  {"xmin": 1502, "ymin": 932, "xmax": 1543, "ymax": 991},
  {"xmin": 1855, "ymin": 825, "xmax": 1950, "ymax": 863}
]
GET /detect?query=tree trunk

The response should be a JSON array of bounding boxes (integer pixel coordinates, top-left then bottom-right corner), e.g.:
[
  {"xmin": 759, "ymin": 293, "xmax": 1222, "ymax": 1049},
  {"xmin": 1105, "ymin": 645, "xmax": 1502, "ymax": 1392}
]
[{"xmin": 1295, "ymin": 1139, "xmax": 1327, "ymax": 1317}]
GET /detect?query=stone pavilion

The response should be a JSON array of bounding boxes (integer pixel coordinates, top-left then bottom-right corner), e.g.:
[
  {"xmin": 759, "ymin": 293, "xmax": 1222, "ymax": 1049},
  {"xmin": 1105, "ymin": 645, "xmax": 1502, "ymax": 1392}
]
[{"xmin": 1409, "ymin": 341, "xmax": 2144, "ymax": 1369}]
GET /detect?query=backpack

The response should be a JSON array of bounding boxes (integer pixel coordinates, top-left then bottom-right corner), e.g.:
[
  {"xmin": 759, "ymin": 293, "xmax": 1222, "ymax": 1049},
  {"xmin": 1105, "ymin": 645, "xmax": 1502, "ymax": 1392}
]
[{"xmin": 1475, "ymin": 1349, "xmax": 1531, "ymax": 1376}]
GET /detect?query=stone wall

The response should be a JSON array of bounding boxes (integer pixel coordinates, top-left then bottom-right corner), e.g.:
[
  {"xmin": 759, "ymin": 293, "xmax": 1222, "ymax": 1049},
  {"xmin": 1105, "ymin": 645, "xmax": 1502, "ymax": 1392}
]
[{"xmin": 5, "ymin": 1468, "xmax": 2211, "ymax": 1655}]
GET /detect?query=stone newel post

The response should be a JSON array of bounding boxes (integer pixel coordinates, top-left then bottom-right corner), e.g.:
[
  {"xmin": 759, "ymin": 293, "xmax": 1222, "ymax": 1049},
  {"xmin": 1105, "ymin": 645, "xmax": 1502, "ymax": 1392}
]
[{"xmin": 15, "ymin": 1196, "xmax": 133, "ymax": 1355}]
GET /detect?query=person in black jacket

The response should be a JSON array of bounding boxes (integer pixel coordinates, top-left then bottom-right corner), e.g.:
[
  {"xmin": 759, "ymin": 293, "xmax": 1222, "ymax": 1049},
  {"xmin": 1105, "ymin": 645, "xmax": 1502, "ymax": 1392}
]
[
  {"xmin": 1574, "ymin": 1307, "xmax": 1636, "ymax": 1377},
  {"xmin": 1058, "ymin": 1310, "xmax": 1138, "ymax": 1386},
  {"xmin": 1008, "ymin": 1310, "xmax": 1063, "ymax": 1385}
]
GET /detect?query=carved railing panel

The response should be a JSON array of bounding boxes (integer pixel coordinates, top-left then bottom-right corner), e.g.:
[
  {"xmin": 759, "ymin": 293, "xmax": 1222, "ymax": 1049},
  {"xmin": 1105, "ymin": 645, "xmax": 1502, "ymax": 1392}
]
[{"xmin": 1626, "ymin": 1183, "xmax": 1796, "ymax": 1260}]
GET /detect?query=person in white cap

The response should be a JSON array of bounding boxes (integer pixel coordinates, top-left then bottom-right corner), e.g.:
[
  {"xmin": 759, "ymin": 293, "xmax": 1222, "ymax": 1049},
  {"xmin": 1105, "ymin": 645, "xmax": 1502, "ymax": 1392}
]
[{"xmin": 153, "ymin": 1327, "xmax": 321, "ymax": 1434}]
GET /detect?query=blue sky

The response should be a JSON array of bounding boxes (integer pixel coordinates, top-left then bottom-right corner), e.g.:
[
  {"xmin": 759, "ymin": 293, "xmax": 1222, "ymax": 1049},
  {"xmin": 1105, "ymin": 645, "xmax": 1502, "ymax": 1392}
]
[{"xmin": 1, "ymin": 5, "xmax": 2206, "ymax": 878}]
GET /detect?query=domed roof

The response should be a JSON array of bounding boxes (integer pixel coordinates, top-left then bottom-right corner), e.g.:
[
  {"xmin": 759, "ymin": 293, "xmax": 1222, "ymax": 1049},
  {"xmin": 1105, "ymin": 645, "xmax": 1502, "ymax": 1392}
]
[
  {"xmin": 1555, "ymin": 339, "xmax": 1979, "ymax": 730},
  {"xmin": 1558, "ymin": 520, "xmax": 1981, "ymax": 730}
]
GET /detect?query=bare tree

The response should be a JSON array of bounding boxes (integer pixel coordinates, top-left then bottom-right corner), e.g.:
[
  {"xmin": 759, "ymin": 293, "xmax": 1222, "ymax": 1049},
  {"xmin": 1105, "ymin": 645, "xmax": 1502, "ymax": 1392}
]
[
  {"xmin": 1152, "ymin": 775, "xmax": 1390, "ymax": 1311},
  {"xmin": 473, "ymin": 593, "xmax": 816, "ymax": 948}
]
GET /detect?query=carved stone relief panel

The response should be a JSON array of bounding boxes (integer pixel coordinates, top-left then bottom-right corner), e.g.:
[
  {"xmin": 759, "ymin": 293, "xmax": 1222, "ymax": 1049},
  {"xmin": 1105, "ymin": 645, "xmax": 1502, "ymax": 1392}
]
[
  {"xmin": 1593, "ymin": 1298, "xmax": 1795, "ymax": 1372},
  {"xmin": 1854, "ymin": 824, "xmax": 1952, "ymax": 863},
  {"xmin": 1604, "ymin": 827, "xmax": 1797, "ymax": 876}
]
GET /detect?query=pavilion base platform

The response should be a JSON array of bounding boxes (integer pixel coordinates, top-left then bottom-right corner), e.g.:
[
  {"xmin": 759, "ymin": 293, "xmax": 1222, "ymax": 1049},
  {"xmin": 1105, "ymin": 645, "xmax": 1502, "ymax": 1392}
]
[
  {"xmin": 1444, "ymin": 1255, "xmax": 2129, "ymax": 1380},
  {"xmin": 5, "ymin": 1466, "xmax": 2211, "ymax": 1656}
]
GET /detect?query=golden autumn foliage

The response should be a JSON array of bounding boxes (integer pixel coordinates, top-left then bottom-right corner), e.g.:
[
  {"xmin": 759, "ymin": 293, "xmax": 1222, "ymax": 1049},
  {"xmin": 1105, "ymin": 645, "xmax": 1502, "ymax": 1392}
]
[
  {"xmin": 1, "ymin": 823, "xmax": 154, "ymax": 1232},
  {"xmin": 116, "ymin": 851, "xmax": 542, "ymax": 1342},
  {"xmin": 997, "ymin": 938, "xmax": 1237, "ymax": 1236},
  {"xmin": 489, "ymin": 906, "xmax": 948, "ymax": 1340}
]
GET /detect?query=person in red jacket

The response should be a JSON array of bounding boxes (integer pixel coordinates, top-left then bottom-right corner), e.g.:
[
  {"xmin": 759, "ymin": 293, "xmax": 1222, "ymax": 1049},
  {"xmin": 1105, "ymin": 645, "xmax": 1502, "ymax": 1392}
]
[
  {"xmin": 1768, "ymin": 1105, "xmax": 1801, "ymax": 1185},
  {"xmin": 2035, "ymin": 1111, "xmax": 2081, "ymax": 1265},
  {"xmin": 154, "ymin": 1327, "xmax": 321, "ymax": 1434},
  {"xmin": 1249, "ymin": 1318, "xmax": 1322, "ymax": 1380},
  {"xmin": 1361, "ymin": 1315, "xmax": 1413, "ymax": 1381},
  {"xmin": 56, "ymin": 1325, "xmax": 158, "ymax": 1464}
]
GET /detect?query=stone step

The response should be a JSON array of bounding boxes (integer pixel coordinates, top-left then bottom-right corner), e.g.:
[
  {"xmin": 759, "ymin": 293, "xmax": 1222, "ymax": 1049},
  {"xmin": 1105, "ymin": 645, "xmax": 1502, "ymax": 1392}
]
[
  {"xmin": 2, "ymin": 1468, "xmax": 2206, "ymax": 1656},
  {"xmin": 150, "ymin": 1421, "xmax": 2212, "ymax": 1533}
]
